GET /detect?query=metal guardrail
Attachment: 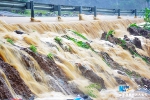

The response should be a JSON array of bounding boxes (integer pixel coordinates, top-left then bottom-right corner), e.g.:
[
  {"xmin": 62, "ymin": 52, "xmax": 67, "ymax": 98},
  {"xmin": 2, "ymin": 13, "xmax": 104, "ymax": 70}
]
[{"xmin": 0, "ymin": 0, "xmax": 145, "ymax": 19}]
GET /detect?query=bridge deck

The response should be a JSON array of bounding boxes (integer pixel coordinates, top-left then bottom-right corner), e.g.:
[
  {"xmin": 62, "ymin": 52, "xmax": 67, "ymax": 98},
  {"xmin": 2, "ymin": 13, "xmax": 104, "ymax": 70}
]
[{"xmin": 0, "ymin": 15, "xmax": 143, "ymax": 24}]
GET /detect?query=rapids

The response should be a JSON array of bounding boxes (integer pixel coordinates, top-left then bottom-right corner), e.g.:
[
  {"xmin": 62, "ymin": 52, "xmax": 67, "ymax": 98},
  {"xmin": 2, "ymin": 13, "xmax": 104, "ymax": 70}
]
[{"xmin": 0, "ymin": 17, "xmax": 150, "ymax": 100}]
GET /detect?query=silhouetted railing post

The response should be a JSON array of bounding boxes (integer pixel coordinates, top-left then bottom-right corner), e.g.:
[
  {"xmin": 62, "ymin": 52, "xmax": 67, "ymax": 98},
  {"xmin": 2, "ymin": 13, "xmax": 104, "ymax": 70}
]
[
  {"xmin": 57, "ymin": 5, "xmax": 62, "ymax": 21},
  {"xmin": 118, "ymin": 9, "xmax": 121, "ymax": 19},
  {"xmin": 58, "ymin": 5, "xmax": 61, "ymax": 16},
  {"xmin": 79, "ymin": 6, "xmax": 82, "ymax": 14},
  {"xmin": 94, "ymin": 6, "xmax": 97, "ymax": 20},
  {"xmin": 30, "ymin": 1, "xmax": 34, "ymax": 18},
  {"xmin": 134, "ymin": 9, "xmax": 137, "ymax": 18},
  {"xmin": 79, "ymin": 6, "xmax": 83, "ymax": 20}
]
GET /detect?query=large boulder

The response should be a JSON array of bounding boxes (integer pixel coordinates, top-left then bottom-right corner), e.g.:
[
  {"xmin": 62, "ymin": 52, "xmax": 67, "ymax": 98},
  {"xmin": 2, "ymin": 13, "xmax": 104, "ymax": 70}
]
[
  {"xmin": 0, "ymin": 57, "xmax": 32, "ymax": 99},
  {"xmin": 127, "ymin": 27, "xmax": 150, "ymax": 39},
  {"xmin": 132, "ymin": 37, "xmax": 142, "ymax": 49},
  {"xmin": 75, "ymin": 63, "xmax": 106, "ymax": 90},
  {"xmin": 0, "ymin": 73, "xmax": 13, "ymax": 99}
]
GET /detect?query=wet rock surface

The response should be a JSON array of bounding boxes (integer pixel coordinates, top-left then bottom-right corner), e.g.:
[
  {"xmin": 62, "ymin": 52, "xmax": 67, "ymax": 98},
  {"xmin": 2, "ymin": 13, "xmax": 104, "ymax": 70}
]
[
  {"xmin": 135, "ymin": 77, "xmax": 150, "ymax": 90},
  {"xmin": 127, "ymin": 27, "xmax": 150, "ymax": 39},
  {"xmin": 75, "ymin": 63, "xmax": 106, "ymax": 90},
  {"xmin": 115, "ymin": 77, "xmax": 126, "ymax": 85},
  {"xmin": 100, "ymin": 32, "xmax": 150, "ymax": 89},
  {"xmin": 101, "ymin": 32, "xmax": 150, "ymax": 64},
  {"xmin": 14, "ymin": 30, "xmax": 24, "ymax": 34},
  {"xmin": 0, "ymin": 57, "xmax": 32, "ymax": 99},
  {"xmin": 100, "ymin": 51, "xmax": 141, "ymax": 77},
  {"xmin": 22, "ymin": 48, "xmax": 83, "ymax": 95},
  {"xmin": 132, "ymin": 37, "xmax": 143, "ymax": 49},
  {"xmin": 0, "ymin": 73, "xmax": 13, "ymax": 99}
]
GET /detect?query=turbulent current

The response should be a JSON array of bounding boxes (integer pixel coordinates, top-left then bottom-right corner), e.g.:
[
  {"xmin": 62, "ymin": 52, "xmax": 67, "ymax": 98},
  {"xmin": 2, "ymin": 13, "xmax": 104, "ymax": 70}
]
[{"xmin": 0, "ymin": 18, "xmax": 149, "ymax": 100}]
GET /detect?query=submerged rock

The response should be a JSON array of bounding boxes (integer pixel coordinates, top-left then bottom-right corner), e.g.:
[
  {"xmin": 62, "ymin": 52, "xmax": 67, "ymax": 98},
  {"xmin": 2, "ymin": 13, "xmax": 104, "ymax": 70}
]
[
  {"xmin": 14, "ymin": 30, "xmax": 24, "ymax": 34},
  {"xmin": 127, "ymin": 27, "xmax": 150, "ymax": 39},
  {"xmin": 22, "ymin": 48, "xmax": 83, "ymax": 95},
  {"xmin": 115, "ymin": 77, "xmax": 126, "ymax": 85},
  {"xmin": 0, "ymin": 57, "xmax": 32, "ymax": 99},
  {"xmin": 132, "ymin": 37, "xmax": 142, "ymax": 49},
  {"xmin": 0, "ymin": 73, "xmax": 13, "ymax": 99},
  {"xmin": 75, "ymin": 63, "xmax": 106, "ymax": 90}
]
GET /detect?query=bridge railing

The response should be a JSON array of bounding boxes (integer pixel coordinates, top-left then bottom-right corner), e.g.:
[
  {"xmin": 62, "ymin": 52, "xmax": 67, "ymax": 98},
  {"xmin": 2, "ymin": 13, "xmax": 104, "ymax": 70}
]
[{"xmin": 0, "ymin": 0, "xmax": 145, "ymax": 19}]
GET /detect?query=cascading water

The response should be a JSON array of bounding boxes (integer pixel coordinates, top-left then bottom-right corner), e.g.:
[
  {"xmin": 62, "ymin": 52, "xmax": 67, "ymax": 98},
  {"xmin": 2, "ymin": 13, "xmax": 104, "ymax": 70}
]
[{"xmin": 0, "ymin": 18, "xmax": 149, "ymax": 100}]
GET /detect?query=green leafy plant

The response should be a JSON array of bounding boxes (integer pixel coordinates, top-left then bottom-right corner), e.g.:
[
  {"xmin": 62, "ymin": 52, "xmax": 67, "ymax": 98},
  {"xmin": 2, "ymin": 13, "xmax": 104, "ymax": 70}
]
[
  {"xmin": 54, "ymin": 36, "xmax": 62, "ymax": 45},
  {"xmin": 85, "ymin": 83, "xmax": 101, "ymax": 98},
  {"xmin": 118, "ymin": 38, "xmax": 127, "ymax": 49},
  {"xmin": 143, "ymin": 8, "xmax": 150, "ymax": 30},
  {"xmin": 6, "ymin": 38, "xmax": 14, "ymax": 45},
  {"xmin": 144, "ymin": 8, "xmax": 150, "ymax": 22},
  {"xmin": 129, "ymin": 23, "xmax": 138, "ymax": 28},
  {"xmin": 106, "ymin": 30, "xmax": 115, "ymax": 40},
  {"xmin": 30, "ymin": 45, "xmax": 37, "ymax": 53},
  {"xmin": 47, "ymin": 53, "xmax": 53, "ymax": 59},
  {"xmin": 129, "ymin": 49, "xmax": 149, "ymax": 64},
  {"xmin": 71, "ymin": 30, "xmax": 88, "ymax": 40},
  {"xmin": 62, "ymin": 35, "xmax": 91, "ymax": 49}
]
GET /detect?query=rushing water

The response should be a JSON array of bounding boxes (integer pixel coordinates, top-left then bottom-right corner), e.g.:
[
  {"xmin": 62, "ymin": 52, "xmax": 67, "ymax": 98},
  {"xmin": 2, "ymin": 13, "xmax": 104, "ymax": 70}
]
[{"xmin": 0, "ymin": 18, "xmax": 150, "ymax": 100}]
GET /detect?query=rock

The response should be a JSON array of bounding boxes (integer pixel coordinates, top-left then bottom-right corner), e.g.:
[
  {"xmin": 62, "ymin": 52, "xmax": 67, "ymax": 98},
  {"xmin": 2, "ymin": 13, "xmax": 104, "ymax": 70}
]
[
  {"xmin": 117, "ymin": 70, "xmax": 127, "ymax": 76},
  {"xmin": 0, "ymin": 73, "xmax": 13, "ymax": 99},
  {"xmin": 68, "ymin": 81, "xmax": 84, "ymax": 95},
  {"xmin": 135, "ymin": 77, "xmax": 150, "ymax": 90},
  {"xmin": 0, "ymin": 57, "xmax": 32, "ymax": 99},
  {"xmin": 132, "ymin": 37, "xmax": 142, "ymax": 49},
  {"xmin": 101, "ymin": 32, "xmax": 107, "ymax": 40},
  {"xmin": 82, "ymin": 95, "xmax": 93, "ymax": 100},
  {"xmin": 14, "ymin": 30, "xmax": 24, "ymax": 34},
  {"xmin": 127, "ymin": 27, "xmax": 150, "ymax": 39},
  {"xmin": 127, "ymin": 27, "xmax": 141, "ymax": 36},
  {"xmin": 23, "ymin": 48, "xmax": 83, "ymax": 95},
  {"xmin": 75, "ymin": 63, "xmax": 106, "ymax": 90},
  {"xmin": 123, "ymin": 35, "xmax": 130, "ymax": 41},
  {"xmin": 115, "ymin": 77, "xmax": 126, "ymax": 85}
]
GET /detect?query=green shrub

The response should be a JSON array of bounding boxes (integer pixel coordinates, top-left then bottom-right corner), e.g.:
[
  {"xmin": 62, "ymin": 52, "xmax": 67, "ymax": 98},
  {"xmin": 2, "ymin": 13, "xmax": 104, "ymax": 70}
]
[
  {"xmin": 85, "ymin": 83, "xmax": 101, "ymax": 98},
  {"xmin": 144, "ymin": 8, "xmax": 150, "ymax": 22},
  {"xmin": 71, "ymin": 30, "xmax": 88, "ymax": 40},
  {"xmin": 30, "ymin": 45, "xmax": 37, "ymax": 53},
  {"xmin": 54, "ymin": 36, "xmax": 62, "ymax": 45},
  {"xmin": 47, "ymin": 53, "xmax": 53, "ymax": 59},
  {"xmin": 106, "ymin": 30, "xmax": 115, "ymax": 40},
  {"xmin": 129, "ymin": 23, "xmax": 138, "ymax": 28},
  {"xmin": 6, "ymin": 38, "xmax": 14, "ymax": 45},
  {"xmin": 118, "ymin": 38, "xmax": 126, "ymax": 49}
]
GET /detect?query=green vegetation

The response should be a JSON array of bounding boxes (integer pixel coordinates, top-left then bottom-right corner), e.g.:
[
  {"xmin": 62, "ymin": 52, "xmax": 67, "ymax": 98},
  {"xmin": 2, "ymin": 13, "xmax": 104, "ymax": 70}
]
[
  {"xmin": 118, "ymin": 38, "xmax": 127, "ymax": 49},
  {"xmin": 85, "ymin": 83, "xmax": 101, "ymax": 98},
  {"xmin": 129, "ymin": 49, "xmax": 149, "ymax": 64},
  {"xmin": 102, "ymin": 58, "xmax": 110, "ymax": 67},
  {"xmin": 129, "ymin": 23, "xmax": 138, "ymax": 28},
  {"xmin": 6, "ymin": 38, "xmax": 14, "ymax": 45},
  {"xmin": 144, "ymin": 8, "xmax": 150, "ymax": 22},
  {"xmin": 30, "ymin": 45, "xmax": 37, "ymax": 53},
  {"xmin": 143, "ymin": 8, "xmax": 150, "ymax": 30},
  {"xmin": 62, "ymin": 35, "xmax": 91, "ymax": 49},
  {"xmin": 54, "ymin": 36, "xmax": 62, "ymax": 45},
  {"xmin": 125, "ymin": 70, "xmax": 140, "ymax": 78},
  {"xmin": 106, "ymin": 30, "xmax": 115, "ymax": 40},
  {"xmin": 47, "ymin": 53, "xmax": 54, "ymax": 59},
  {"xmin": 71, "ymin": 30, "xmax": 88, "ymax": 40}
]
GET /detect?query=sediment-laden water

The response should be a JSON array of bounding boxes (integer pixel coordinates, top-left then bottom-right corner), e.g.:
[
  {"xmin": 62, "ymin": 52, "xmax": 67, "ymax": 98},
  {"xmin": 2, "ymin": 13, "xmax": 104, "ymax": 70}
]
[{"xmin": 0, "ymin": 18, "xmax": 150, "ymax": 100}]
